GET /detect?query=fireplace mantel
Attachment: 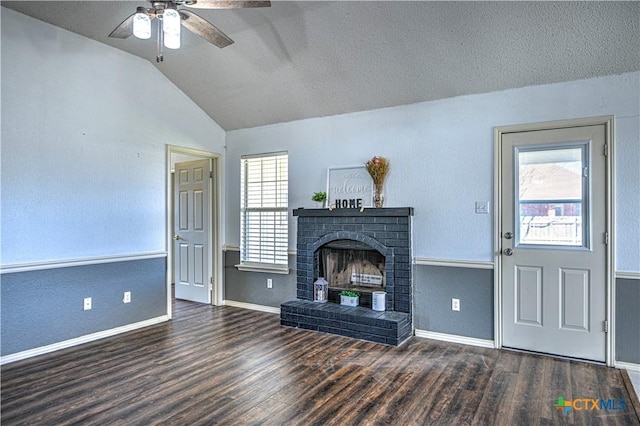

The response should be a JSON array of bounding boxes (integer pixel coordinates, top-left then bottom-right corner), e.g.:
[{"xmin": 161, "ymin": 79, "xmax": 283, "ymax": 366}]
[{"xmin": 293, "ymin": 207, "xmax": 414, "ymax": 217}]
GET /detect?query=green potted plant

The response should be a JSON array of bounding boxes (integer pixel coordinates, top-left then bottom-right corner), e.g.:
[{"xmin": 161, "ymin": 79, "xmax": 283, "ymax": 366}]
[
  {"xmin": 311, "ymin": 191, "xmax": 327, "ymax": 208},
  {"xmin": 340, "ymin": 290, "xmax": 360, "ymax": 307}
]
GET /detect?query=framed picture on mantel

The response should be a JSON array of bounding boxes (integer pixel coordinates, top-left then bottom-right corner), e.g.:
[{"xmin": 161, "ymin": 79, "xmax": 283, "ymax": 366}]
[{"xmin": 327, "ymin": 166, "xmax": 373, "ymax": 208}]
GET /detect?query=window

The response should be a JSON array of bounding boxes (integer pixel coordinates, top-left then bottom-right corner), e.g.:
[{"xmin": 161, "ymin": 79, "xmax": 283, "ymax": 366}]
[
  {"xmin": 516, "ymin": 145, "xmax": 587, "ymax": 247},
  {"xmin": 239, "ymin": 152, "xmax": 288, "ymax": 272}
]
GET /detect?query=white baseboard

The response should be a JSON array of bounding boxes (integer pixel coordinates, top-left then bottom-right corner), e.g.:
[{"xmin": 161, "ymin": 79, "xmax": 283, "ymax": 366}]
[
  {"xmin": 415, "ymin": 329, "xmax": 495, "ymax": 349},
  {"xmin": 0, "ymin": 315, "xmax": 169, "ymax": 365},
  {"xmin": 616, "ymin": 361, "xmax": 640, "ymax": 372},
  {"xmin": 223, "ymin": 300, "xmax": 281, "ymax": 315}
]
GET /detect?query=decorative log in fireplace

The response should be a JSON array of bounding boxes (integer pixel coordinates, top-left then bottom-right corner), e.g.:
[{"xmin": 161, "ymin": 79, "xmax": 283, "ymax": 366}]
[{"xmin": 280, "ymin": 207, "xmax": 414, "ymax": 345}]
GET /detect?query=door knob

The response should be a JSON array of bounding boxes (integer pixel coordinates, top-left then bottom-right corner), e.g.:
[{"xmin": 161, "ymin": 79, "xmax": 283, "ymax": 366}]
[
  {"xmin": 173, "ymin": 235, "xmax": 181, "ymax": 240},
  {"xmin": 504, "ymin": 232, "xmax": 513, "ymax": 240},
  {"xmin": 503, "ymin": 248, "xmax": 513, "ymax": 256}
]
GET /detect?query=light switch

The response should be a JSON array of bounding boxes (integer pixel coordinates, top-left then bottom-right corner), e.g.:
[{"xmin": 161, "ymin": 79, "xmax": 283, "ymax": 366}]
[{"xmin": 475, "ymin": 201, "xmax": 489, "ymax": 214}]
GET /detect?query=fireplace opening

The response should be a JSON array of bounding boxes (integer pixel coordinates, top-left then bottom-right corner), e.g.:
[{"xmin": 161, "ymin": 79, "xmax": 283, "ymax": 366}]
[{"xmin": 317, "ymin": 239, "xmax": 386, "ymax": 308}]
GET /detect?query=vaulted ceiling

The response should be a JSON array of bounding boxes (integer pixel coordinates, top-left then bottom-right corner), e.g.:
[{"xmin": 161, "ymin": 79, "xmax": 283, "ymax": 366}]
[{"xmin": 3, "ymin": 1, "xmax": 639, "ymax": 130}]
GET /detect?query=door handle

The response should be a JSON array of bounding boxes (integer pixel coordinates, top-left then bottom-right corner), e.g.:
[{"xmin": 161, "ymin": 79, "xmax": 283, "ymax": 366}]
[
  {"xmin": 503, "ymin": 248, "xmax": 513, "ymax": 256},
  {"xmin": 504, "ymin": 232, "xmax": 513, "ymax": 240},
  {"xmin": 173, "ymin": 235, "xmax": 181, "ymax": 240}
]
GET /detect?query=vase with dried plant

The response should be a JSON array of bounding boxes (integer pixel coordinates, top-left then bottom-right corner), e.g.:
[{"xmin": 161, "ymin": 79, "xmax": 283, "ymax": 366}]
[{"xmin": 365, "ymin": 156, "xmax": 390, "ymax": 207}]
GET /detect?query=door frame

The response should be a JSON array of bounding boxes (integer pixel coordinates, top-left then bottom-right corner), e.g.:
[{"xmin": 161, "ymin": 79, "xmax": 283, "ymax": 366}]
[
  {"xmin": 493, "ymin": 116, "xmax": 615, "ymax": 366},
  {"xmin": 166, "ymin": 145, "xmax": 223, "ymax": 319}
]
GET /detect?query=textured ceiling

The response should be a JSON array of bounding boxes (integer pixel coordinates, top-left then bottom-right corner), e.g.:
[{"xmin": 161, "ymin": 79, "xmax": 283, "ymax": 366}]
[{"xmin": 3, "ymin": 1, "xmax": 639, "ymax": 130}]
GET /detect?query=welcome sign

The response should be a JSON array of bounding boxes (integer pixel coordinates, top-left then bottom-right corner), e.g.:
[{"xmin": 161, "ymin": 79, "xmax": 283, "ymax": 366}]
[{"xmin": 327, "ymin": 166, "xmax": 373, "ymax": 208}]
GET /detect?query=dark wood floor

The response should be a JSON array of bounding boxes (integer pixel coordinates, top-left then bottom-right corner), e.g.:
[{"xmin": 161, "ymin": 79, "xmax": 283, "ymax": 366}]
[{"xmin": 2, "ymin": 300, "xmax": 639, "ymax": 425}]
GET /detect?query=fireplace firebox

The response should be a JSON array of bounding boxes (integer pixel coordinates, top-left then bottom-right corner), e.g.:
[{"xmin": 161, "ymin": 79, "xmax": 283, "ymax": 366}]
[
  {"xmin": 319, "ymin": 241, "xmax": 386, "ymax": 308},
  {"xmin": 280, "ymin": 207, "xmax": 413, "ymax": 345}
]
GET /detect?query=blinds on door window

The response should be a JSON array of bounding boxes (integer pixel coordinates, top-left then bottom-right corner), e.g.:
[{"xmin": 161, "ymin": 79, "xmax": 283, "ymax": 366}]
[{"xmin": 240, "ymin": 152, "xmax": 288, "ymax": 268}]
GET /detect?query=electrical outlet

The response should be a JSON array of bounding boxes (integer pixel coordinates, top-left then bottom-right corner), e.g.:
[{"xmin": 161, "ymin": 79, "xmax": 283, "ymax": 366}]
[
  {"xmin": 123, "ymin": 291, "xmax": 131, "ymax": 303},
  {"xmin": 84, "ymin": 297, "xmax": 92, "ymax": 311},
  {"xmin": 452, "ymin": 298, "xmax": 460, "ymax": 312},
  {"xmin": 267, "ymin": 279, "xmax": 273, "ymax": 289}
]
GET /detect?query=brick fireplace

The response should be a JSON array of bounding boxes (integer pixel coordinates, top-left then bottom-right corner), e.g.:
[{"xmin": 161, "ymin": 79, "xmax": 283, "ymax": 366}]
[{"xmin": 280, "ymin": 207, "xmax": 413, "ymax": 345}]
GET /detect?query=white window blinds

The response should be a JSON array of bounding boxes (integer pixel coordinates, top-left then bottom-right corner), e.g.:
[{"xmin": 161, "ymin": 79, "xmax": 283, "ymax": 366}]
[{"xmin": 240, "ymin": 152, "xmax": 288, "ymax": 267}]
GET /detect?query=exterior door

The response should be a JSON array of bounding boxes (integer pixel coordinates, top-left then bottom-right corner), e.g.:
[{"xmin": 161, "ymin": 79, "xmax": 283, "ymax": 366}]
[
  {"xmin": 174, "ymin": 159, "xmax": 211, "ymax": 304},
  {"xmin": 501, "ymin": 125, "xmax": 607, "ymax": 362}
]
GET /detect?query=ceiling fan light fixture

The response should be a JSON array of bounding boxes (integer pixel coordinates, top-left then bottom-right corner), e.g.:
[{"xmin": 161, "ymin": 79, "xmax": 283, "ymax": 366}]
[
  {"xmin": 164, "ymin": 30, "xmax": 181, "ymax": 49},
  {"xmin": 132, "ymin": 7, "xmax": 151, "ymax": 40},
  {"xmin": 162, "ymin": 7, "xmax": 181, "ymax": 34},
  {"xmin": 162, "ymin": 5, "xmax": 181, "ymax": 49},
  {"xmin": 109, "ymin": 0, "xmax": 271, "ymax": 59}
]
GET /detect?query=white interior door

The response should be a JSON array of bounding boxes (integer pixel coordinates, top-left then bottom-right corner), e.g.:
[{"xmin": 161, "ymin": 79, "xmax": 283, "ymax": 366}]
[
  {"xmin": 501, "ymin": 125, "xmax": 607, "ymax": 362},
  {"xmin": 174, "ymin": 159, "xmax": 211, "ymax": 304}
]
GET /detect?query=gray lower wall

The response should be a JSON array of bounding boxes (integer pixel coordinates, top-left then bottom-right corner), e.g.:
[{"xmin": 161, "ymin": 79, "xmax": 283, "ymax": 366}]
[
  {"xmin": 1, "ymin": 257, "xmax": 167, "ymax": 356},
  {"xmin": 224, "ymin": 250, "xmax": 297, "ymax": 308},
  {"xmin": 616, "ymin": 278, "xmax": 640, "ymax": 364},
  {"xmin": 224, "ymin": 253, "xmax": 640, "ymax": 364},
  {"xmin": 413, "ymin": 266, "xmax": 640, "ymax": 364},
  {"xmin": 414, "ymin": 264, "xmax": 494, "ymax": 340}
]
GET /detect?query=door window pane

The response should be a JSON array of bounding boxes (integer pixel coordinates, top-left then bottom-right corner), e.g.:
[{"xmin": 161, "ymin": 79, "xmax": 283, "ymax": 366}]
[{"xmin": 516, "ymin": 146, "xmax": 587, "ymax": 247}]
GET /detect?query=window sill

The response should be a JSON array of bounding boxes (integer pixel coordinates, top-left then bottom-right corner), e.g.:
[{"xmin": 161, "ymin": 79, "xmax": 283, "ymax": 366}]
[{"xmin": 235, "ymin": 264, "xmax": 290, "ymax": 275}]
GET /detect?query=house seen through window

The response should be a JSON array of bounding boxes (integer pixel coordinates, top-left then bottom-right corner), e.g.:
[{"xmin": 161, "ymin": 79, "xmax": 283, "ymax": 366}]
[
  {"xmin": 517, "ymin": 146, "xmax": 586, "ymax": 247},
  {"xmin": 240, "ymin": 152, "xmax": 288, "ymax": 270}
]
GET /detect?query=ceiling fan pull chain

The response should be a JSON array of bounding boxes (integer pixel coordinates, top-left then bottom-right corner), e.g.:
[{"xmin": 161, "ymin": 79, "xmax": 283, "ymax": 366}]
[{"xmin": 156, "ymin": 18, "xmax": 164, "ymax": 62}]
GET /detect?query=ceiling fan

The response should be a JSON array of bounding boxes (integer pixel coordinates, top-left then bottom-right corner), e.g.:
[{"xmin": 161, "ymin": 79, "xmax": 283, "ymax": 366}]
[{"xmin": 109, "ymin": 0, "xmax": 271, "ymax": 62}]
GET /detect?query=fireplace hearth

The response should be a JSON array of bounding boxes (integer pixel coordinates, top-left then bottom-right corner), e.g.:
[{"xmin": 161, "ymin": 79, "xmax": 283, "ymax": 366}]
[{"xmin": 280, "ymin": 207, "xmax": 413, "ymax": 345}]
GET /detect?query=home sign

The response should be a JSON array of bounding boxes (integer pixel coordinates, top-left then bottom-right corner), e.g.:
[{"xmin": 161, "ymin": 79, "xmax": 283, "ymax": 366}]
[{"xmin": 327, "ymin": 166, "xmax": 373, "ymax": 208}]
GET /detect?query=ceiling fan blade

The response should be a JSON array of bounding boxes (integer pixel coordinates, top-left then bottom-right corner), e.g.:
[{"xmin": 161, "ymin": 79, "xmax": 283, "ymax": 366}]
[
  {"xmin": 180, "ymin": 10, "xmax": 234, "ymax": 48},
  {"xmin": 183, "ymin": 1, "xmax": 270, "ymax": 10},
  {"xmin": 108, "ymin": 13, "xmax": 135, "ymax": 39}
]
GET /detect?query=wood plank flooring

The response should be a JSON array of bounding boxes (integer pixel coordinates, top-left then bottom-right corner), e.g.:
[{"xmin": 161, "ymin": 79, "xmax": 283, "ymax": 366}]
[{"xmin": 2, "ymin": 300, "xmax": 639, "ymax": 425}]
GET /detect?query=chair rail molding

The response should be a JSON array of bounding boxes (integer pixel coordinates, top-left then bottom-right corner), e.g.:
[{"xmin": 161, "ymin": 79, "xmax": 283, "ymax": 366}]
[
  {"xmin": 0, "ymin": 251, "xmax": 168, "ymax": 274},
  {"xmin": 414, "ymin": 257, "xmax": 494, "ymax": 270}
]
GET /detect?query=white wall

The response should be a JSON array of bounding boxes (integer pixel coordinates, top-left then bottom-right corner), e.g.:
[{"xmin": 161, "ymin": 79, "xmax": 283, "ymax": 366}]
[
  {"xmin": 1, "ymin": 8, "xmax": 226, "ymax": 265},
  {"xmin": 226, "ymin": 72, "xmax": 640, "ymax": 271}
]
